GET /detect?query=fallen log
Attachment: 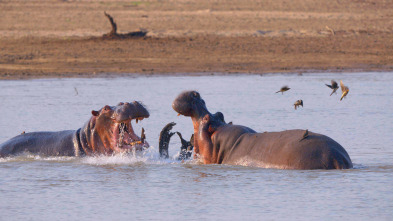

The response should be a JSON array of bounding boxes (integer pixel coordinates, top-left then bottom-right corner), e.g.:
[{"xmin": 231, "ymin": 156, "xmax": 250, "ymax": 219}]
[{"xmin": 103, "ymin": 12, "xmax": 147, "ymax": 39}]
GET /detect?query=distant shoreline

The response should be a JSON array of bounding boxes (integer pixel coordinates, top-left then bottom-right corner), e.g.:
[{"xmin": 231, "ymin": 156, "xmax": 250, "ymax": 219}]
[
  {"xmin": 1, "ymin": 69, "xmax": 392, "ymax": 81},
  {"xmin": 1, "ymin": 0, "xmax": 392, "ymax": 80}
]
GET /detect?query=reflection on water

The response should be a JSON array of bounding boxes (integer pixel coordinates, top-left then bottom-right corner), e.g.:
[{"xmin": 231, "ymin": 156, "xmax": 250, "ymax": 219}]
[{"xmin": 0, "ymin": 72, "xmax": 392, "ymax": 220}]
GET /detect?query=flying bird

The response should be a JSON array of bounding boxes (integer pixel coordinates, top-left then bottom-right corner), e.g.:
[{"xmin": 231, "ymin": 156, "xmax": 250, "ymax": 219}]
[
  {"xmin": 276, "ymin": 86, "xmax": 290, "ymax": 94},
  {"xmin": 299, "ymin": 129, "xmax": 309, "ymax": 142},
  {"xmin": 294, "ymin": 100, "xmax": 303, "ymax": 110},
  {"xmin": 340, "ymin": 80, "xmax": 349, "ymax": 101},
  {"xmin": 325, "ymin": 80, "xmax": 339, "ymax": 96}
]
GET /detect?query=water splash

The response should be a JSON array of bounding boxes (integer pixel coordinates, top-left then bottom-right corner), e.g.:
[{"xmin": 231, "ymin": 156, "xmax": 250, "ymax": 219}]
[
  {"xmin": 79, "ymin": 146, "xmax": 193, "ymax": 166},
  {"xmin": 0, "ymin": 146, "xmax": 194, "ymax": 166},
  {"xmin": 118, "ymin": 122, "xmax": 126, "ymax": 147},
  {"xmin": 0, "ymin": 154, "xmax": 77, "ymax": 163},
  {"xmin": 353, "ymin": 163, "xmax": 368, "ymax": 169},
  {"xmin": 235, "ymin": 157, "xmax": 288, "ymax": 169}
]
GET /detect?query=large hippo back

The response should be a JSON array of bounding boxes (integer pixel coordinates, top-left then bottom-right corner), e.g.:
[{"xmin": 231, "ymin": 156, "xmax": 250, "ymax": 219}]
[{"xmin": 214, "ymin": 127, "xmax": 352, "ymax": 169}]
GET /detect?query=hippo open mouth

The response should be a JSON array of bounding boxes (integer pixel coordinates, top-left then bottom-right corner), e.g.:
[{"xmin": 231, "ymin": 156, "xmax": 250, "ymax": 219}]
[
  {"xmin": 90, "ymin": 101, "xmax": 150, "ymax": 154},
  {"xmin": 114, "ymin": 118, "xmax": 147, "ymax": 151}
]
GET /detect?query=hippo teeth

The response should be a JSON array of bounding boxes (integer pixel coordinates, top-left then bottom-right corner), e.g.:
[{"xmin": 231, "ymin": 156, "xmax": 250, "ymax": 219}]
[{"xmin": 135, "ymin": 117, "xmax": 145, "ymax": 124}]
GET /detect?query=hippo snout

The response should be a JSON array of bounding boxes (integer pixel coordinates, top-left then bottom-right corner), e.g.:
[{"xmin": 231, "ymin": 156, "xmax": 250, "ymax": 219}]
[
  {"xmin": 114, "ymin": 101, "xmax": 149, "ymax": 122},
  {"xmin": 172, "ymin": 90, "xmax": 206, "ymax": 117}
]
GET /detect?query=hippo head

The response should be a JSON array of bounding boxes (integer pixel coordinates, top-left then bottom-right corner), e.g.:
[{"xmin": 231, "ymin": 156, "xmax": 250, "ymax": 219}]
[
  {"xmin": 84, "ymin": 101, "xmax": 150, "ymax": 154},
  {"xmin": 172, "ymin": 91, "xmax": 209, "ymax": 119},
  {"xmin": 172, "ymin": 90, "xmax": 226, "ymax": 134},
  {"xmin": 172, "ymin": 91, "xmax": 227, "ymax": 160}
]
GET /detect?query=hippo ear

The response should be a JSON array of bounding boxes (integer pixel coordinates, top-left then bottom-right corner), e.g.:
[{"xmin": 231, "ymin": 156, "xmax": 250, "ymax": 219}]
[
  {"xmin": 91, "ymin": 110, "xmax": 99, "ymax": 116},
  {"xmin": 192, "ymin": 91, "xmax": 200, "ymax": 98}
]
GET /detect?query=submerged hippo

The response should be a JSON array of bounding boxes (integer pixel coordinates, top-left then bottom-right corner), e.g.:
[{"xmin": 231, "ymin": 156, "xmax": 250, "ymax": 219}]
[
  {"xmin": 172, "ymin": 91, "xmax": 353, "ymax": 169},
  {"xmin": 0, "ymin": 102, "xmax": 149, "ymax": 157}
]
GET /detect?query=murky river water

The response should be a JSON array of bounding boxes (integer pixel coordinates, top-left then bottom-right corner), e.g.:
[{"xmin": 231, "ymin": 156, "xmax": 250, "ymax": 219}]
[{"xmin": 0, "ymin": 72, "xmax": 392, "ymax": 220}]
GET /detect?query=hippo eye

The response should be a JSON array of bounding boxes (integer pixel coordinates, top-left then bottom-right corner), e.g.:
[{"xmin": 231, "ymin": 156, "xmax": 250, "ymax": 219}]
[
  {"xmin": 104, "ymin": 105, "xmax": 111, "ymax": 111},
  {"xmin": 118, "ymin": 102, "xmax": 124, "ymax": 106}
]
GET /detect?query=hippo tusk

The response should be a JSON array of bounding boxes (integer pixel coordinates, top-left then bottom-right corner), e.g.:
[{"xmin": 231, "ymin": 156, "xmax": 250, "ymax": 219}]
[
  {"xmin": 130, "ymin": 141, "xmax": 142, "ymax": 145},
  {"xmin": 123, "ymin": 140, "xmax": 143, "ymax": 146}
]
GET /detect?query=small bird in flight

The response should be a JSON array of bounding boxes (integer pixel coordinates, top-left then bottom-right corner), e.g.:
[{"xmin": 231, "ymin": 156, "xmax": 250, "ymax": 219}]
[
  {"xmin": 294, "ymin": 100, "xmax": 303, "ymax": 110},
  {"xmin": 276, "ymin": 86, "xmax": 290, "ymax": 94},
  {"xmin": 340, "ymin": 80, "xmax": 349, "ymax": 101},
  {"xmin": 325, "ymin": 80, "xmax": 339, "ymax": 96}
]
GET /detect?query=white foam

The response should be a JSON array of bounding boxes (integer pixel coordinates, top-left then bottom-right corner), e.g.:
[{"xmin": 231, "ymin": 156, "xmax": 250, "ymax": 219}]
[
  {"xmin": 0, "ymin": 153, "xmax": 76, "ymax": 163},
  {"xmin": 79, "ymin": 146, "xmax": 192, "ymax": 166},
  {"xmin": 0, "ymin": 146, "xmax": 196, "ymax": 166},
  {"xmin": 235, "ymin": 157, "xmax": 288, "ymax": 169}
]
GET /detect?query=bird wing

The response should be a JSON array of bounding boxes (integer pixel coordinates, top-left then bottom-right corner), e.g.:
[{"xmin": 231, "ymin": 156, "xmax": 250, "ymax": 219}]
[
  {"xmin": 325, "ymin": 84, "xmax": 333, "ymax": 89},
  {"xmin": 340, "ymin": 80, "xmax": 345, "ymax": 92},
  {"xmin": 332, "ymin": 80, "xmax": 338, "ymax": 88},
  {"xmin": 330, "ymin": 88, "xmax": 337, "ymax": 96},
  {"xmin": 340, "ymin": 92, "xmax": 345, "ymax": 101}
]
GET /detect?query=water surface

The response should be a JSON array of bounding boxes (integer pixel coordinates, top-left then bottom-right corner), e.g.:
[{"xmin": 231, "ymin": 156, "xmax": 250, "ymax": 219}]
[{"xmin": 0, "ymin": 72, "xmax": 392, "ymax": 220}]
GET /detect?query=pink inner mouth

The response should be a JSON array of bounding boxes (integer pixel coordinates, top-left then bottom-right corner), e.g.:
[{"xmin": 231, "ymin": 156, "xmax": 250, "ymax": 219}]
[{"xmin": 112, "ymin": 120, "xmax": 149, "ymax": 152}]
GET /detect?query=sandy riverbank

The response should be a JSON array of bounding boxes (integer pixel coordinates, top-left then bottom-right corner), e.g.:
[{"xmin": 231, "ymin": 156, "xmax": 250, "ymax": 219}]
[{"xmin": 1, "ymin": 0, "xmax": 392, "ymax": 79}]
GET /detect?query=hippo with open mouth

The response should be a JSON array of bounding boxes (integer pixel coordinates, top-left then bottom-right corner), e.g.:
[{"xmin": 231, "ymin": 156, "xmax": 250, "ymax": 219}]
[
  {"xmin": 0, "ymin": 101, "xmax": 149, "ymax": 157},
  {"xmin": 172, "ymin": 90, "xmax": 353, "ymax": 169}
]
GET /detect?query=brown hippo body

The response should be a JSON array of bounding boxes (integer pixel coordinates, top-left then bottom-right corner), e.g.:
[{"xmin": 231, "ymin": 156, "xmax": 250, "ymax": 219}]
[
  {"xmin": 172, "ymin": 90, "xmax": 353, "ymax": 169},
  {"xmin": 211, "ymin": 125, "xmax": 352, "ymax": 169},
  {"xmin": 0, "ymin": 101, "xmax": 149, "ymax": 157}
]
